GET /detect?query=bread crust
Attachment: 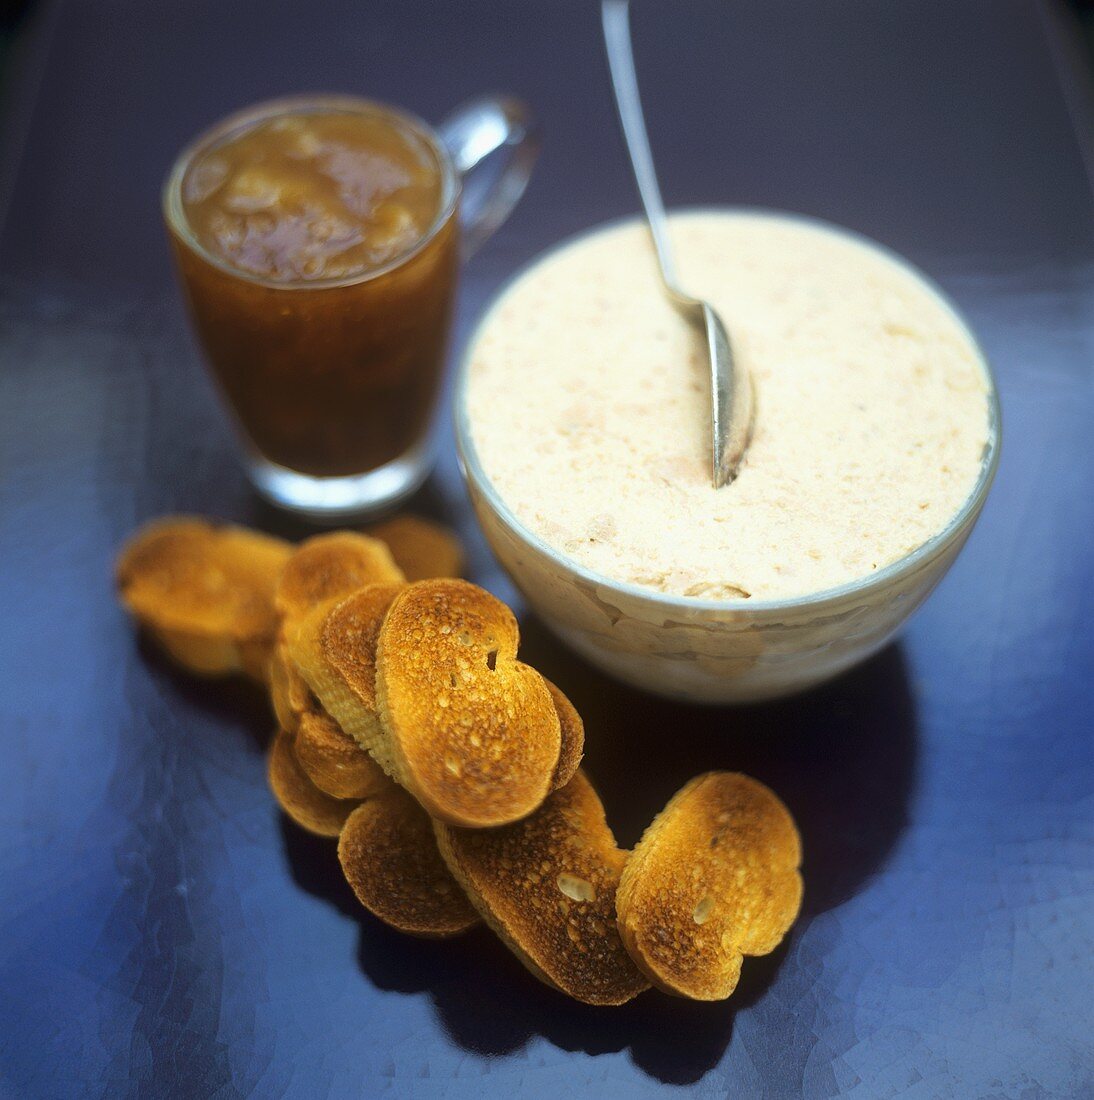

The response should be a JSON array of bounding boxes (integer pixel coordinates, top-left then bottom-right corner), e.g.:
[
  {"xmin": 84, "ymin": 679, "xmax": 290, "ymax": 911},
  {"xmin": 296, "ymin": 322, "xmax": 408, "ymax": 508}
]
[
  {"xmin": 375, "ymin": 580, "xmax": 561, "ymax": 828},
  {"xmin": 339, "ymin": 787, "xmax": 479, "ymax": 938},
  {"xmin": 270, "ymin": 534, "xmax": 403, "ymax": 779},
  {"xmin": 267, "ymin": 727, "xmax": 359, "ymax": 837},
  {"xmin": 269, "ymin": 639, "xmax": 312, "ymax": 733},
  {"xmin": 542, "ymin": 676, "xmax": 584, "ymax": 791},
  {"xmin": 434, "ymin": 771, "xmax": 649, "ymax": 1005},
  {"xmin": 286, "ymin": 586, "xmax": 403, "ymax": 775},
  {"xmin": 294, "ymin": 708, "xmax": 390, "ymax": 801},
  {"xmin": 616, "ymin": 772, "xmax": 802, "ymax": 1001}
]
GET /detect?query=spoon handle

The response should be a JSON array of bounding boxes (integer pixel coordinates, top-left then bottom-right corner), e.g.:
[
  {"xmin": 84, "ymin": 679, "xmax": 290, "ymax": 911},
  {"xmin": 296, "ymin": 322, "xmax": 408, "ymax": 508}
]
[
  {"xmin": 602, "ymin": 0, "xmax": 683, "ymax": 299},
  {"xmin": 603, "ymin": 0, "xmax": 753, "ymax": 487}
]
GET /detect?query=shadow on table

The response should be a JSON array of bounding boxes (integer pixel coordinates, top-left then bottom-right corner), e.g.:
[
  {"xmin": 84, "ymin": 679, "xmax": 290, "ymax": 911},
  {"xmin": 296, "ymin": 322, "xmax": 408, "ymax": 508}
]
[
  {"xmin": 282, "ymin": 624, "xmax": 918, "ymax": 1085},
  {"xmin": 135, "ymin": 633, "xmax": 272, "ymax": 752},
  {"xmin": 517, "ymin": 618, "xmax": 920, "ymax": 916}
]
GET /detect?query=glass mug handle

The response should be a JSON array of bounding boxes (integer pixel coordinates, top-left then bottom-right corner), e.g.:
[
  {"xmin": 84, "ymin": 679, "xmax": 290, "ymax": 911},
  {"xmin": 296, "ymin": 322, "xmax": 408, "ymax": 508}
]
[{"xmin": 437, "ymin": 97, "xmax": 541, "ymax": 257}]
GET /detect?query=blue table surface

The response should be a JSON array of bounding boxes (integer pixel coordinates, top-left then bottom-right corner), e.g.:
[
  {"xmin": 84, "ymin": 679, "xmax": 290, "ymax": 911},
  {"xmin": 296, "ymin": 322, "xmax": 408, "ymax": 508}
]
[{"xmin": 0, "ymin": 1, "xmax": 1091, "ymax": 1096}]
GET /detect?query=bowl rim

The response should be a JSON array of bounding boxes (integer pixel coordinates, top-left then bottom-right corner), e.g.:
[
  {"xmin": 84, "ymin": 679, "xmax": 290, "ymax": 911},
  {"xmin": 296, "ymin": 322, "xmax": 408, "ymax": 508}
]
[{"xmin": 453, "ymin": 206, "xmax": 1002, "ymax": 615}]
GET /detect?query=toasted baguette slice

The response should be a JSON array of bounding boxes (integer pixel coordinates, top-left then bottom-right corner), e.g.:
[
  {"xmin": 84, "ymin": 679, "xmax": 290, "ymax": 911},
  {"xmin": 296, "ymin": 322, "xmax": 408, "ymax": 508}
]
[
  {"xmin": 287, "ymin": 585, "xmax": 403, "ymax": 771},
  {"xmin": 616, "ymin": 772, "xmax": 803, "ymax": 1001},
  {"xmin": 366, "ymin": 515, "xmax": 464, "ymax": 581},
  {"xmin": 295, "ymin": 708, "xmax": 390, "ymax": 801},
  {"xmin": 434, "ymin": 771, "xmax": 649, "ymax": 1005},
  {"xmin": 274, "ymin": 532, "xmax": 404, "ymax": 626},
  {"xmin": 268, "ymin": 639, "xmax": 313, "ymax": 734},
  {"xmin": 277, "ymin": 571, "xmax": 402, "ymax": 799},
  {"xmin": 269, "ymin": 534, "xmax": 401, "ymax": 733},
  {"xmin": 271, "ymin": 639, "xmax": 385, "ymax": 801},
  {"xmin": 116, "ymin": 517, "xmax": 292, "ymax": 681},
  {"xmin": 339, "ymin": 786, "xmax": 480, "ymax": 938},
  {"xmin": 267, "ymin": 727, "xmax": 358, "ymax": 837},
  {"xmin": 542, "ymin": 676, "xmax": 584, "ymax": 791},
  {"xmin": 376, "ymin": 580, "xmax": 561, "ymax": 828}
]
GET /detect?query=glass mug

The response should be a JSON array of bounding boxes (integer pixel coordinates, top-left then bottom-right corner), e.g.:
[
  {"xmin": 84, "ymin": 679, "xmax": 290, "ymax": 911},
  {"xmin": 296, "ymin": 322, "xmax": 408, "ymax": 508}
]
[{"xmin": 163, "ymin": 94, "xmax": 538, "ymax": 518}]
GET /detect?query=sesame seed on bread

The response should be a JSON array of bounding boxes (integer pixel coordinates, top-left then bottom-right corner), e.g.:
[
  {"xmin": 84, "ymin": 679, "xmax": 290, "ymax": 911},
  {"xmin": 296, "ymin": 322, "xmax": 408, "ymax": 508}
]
[{"xmin": 434, "ymin": 770, "xmax": 649, "ymax": 1005}]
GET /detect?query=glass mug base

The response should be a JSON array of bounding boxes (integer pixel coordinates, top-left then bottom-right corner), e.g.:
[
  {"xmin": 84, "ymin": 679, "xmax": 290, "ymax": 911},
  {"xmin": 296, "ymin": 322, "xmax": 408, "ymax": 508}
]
[{"xmin": 247, "ymin": 443, "xmax": 432, "ymax": 521}]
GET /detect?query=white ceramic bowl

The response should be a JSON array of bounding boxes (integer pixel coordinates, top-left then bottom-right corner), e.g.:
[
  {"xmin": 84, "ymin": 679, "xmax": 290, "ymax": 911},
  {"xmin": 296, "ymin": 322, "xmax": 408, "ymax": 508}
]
[{"xmin": 454, "ymin": 212, "xmax": 1001, "ymax": 703}]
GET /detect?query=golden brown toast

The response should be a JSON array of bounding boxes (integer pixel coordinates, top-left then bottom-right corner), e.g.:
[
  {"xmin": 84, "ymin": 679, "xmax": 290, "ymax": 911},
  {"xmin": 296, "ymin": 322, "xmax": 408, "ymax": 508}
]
[
  {"xmin": 375, "ymin": 580, "xmax": 561, "ymax": 828},
  {"xmin": 270, "ymin": 530, "xmax": 403, "ymax": 739},
  {"xmin": 286, "ymin": 585, "xmax": 404, "ymax": 766},
  {"xmin": 274, "ymin": 531, "xmax": 403, "ymax": 626},
  {"xmin": 268, "ymin": 640, "xmax": 313, "ymax": 735},
  {"xmin": 542, "ymin": 676, "xmax": 584, "ymax": 791},
  {"xmin": 294, "ymin": 707, "xmax": 390, "ymax": 801},
  {"xmin": 116, "ymin": 517, "xmax": 292, "ymax": 681},
  {"xmin": 616, "ymin": 772, "xmax": 802, "ymax": 1001},
  {"xmin": 339, "ymin": 786, "xmax": 480, "ymax": 938},
  {"xmin": 434, "ymin": 770, "xmax": 649, "ymax": 1005},
  {"xmin": 267, "ymin": 727, "xmax": 359, "ymax": 837},
  {"xmin": 366, "ymin": 515, "xmax": 464, "ymax": 581},
  {"xmin": 271, "ymin": 531, "xmax": 404, "ymax": 728}
]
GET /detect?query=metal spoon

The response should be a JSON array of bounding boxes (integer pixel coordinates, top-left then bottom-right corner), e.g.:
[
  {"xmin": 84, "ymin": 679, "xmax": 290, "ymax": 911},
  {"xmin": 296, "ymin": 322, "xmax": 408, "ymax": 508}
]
[{"xmin": 602, "ymin": 0, "xmax": 753, "ymax": 487}]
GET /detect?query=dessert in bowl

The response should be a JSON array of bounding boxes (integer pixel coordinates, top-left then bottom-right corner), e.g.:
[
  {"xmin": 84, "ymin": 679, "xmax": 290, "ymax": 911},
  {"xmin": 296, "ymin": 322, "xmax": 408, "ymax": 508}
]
[{"xmin": 455, "ymin": 209, "xmax": 1000, "ymax": 703}]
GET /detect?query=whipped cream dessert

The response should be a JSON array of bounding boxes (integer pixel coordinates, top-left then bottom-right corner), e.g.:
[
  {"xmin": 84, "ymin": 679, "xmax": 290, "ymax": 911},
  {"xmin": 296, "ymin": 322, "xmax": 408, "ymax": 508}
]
[{"xmin": 465, "ymin": 211, "xmax": 992, "ymax": 602}]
